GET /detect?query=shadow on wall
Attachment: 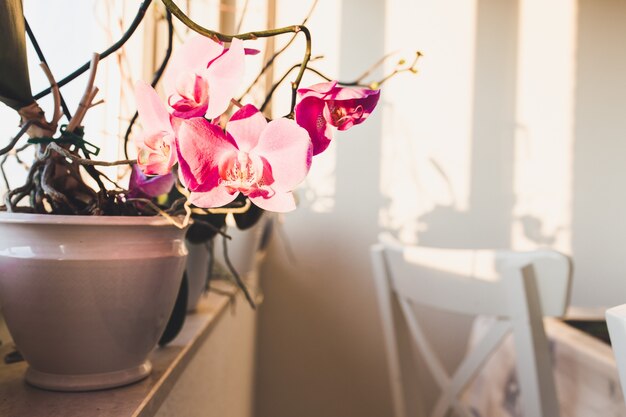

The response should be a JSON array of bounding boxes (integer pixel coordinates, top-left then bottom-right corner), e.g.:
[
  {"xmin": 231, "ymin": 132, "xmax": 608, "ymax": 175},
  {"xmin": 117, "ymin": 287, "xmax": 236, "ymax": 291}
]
[
  {"xmin": 393, "ymin": 0, "xmax": 626, "ymax": 414},
  {"xmin": 397, "ymin": 0, "xmax": 520, "ymax": 413},
  {"xmin": 416, "ymin": 0, "xmax": 626, "ymax": 309},
  {"xmin": 416, "ymin": 0, "xmax": 518, "ymax": 250},
  {"xmin": 257, "ymin": 1, "xmax": 626, "ymax": 417}
]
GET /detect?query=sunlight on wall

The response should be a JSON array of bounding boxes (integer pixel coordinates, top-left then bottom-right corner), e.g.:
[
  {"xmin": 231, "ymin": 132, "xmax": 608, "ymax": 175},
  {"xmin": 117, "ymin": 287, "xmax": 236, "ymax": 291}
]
[
  {"xmin": 380, "ymin": 0, "xmax": 477, "ymax": 243},
  {"xmin": 403, "ymin": 246, "xmax": 498, "ymax": 282},
  {"xmin": 511, "ymin": 0, "xmax": 577, "ymax": 254}
]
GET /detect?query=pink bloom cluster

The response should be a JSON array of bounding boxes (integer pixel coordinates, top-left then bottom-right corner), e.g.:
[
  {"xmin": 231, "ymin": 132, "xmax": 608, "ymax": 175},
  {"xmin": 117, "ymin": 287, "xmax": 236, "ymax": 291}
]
[{"xmin": 133, "ymin": 36, "xmax": 380, "ymax": 212}]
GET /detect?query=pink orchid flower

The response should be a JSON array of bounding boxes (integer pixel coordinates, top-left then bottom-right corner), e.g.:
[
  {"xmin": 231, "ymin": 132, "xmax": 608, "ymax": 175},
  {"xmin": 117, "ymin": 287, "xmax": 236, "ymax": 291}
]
[
  {"xmin": 134, "ymin": 81, "xmax": 177, "ymax": 175},
  {"xmin": 177, "ymin": 104, "xmax": 312, "ymax": 212},
  {"xmin": 163, "ymin": 35, "xmax": 245, "ymax": 120},
  {"xmin": 295, "ymin": 81, "xmax": 380, "ymax": 155},
  {"xmin": 128, "ymin": 164, "xmax": 175, "ymax": 199}
]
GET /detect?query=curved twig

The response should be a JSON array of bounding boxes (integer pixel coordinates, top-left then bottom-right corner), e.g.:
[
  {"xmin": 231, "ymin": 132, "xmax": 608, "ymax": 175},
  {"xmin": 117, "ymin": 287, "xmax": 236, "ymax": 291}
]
[
  {"xmin": 41, "ymin": 158, "xmax": 77, "ymax": 213},
  {"xmin": 24, "ymin": 19, "xmax": 72, "ymax": 120},
  {"xmin": 222, "ymin": 231, "xmax": 256, "ymax": 309},
  {"xmin": 124, "ymin": 9, "xmax": 174, "ymax": 159},
  {"xmin": 6, "ymin": 158, "xmax": 43, "ymax": 211},
  {"xmin": 238, "ymin": 0, "xmax": 319, "ymax": 101},
  {"xmin": 0, "ymin": 121, "xmax": 34, "ymax": 157},
  {"xmin": 38, "ymin": 63, "xmax": 62, "ymax": 126},
  {"xmin": 33, "ymin": 0, "xmax": 153, "ymax": 100},
  {"xmin": 67, "ymin": 54, "xmax": 100, "ymax": 132},
  {"xmin": 42, "ymin": 143, "xmax": 134, "ymax": 167},
  {"xmin": 125, "ymin": 197, "xmax": 192, "ymax": 229},
  {"xmin": 259, "ymin": 59, "xmax": 328, "ymax": 113}
]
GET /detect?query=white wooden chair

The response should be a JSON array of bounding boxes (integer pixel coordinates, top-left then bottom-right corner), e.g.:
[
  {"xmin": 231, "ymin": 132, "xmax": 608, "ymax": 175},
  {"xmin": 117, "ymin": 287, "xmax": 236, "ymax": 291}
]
[
  {"xmin": 370, "ymin": 234, "xmax": 572, "ymax": 417},
  {"xmin": 605, "ymin": 305, "xmax": 626, "ymax": 401}
]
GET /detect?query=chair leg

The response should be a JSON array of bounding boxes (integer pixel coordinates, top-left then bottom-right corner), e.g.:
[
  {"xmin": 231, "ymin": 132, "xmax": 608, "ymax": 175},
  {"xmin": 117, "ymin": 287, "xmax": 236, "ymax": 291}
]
[
  {"xmin": 505, "ymin": 264, "xmax": 560, "ymax": 417},
  {"xmin": 370, "ymin": 246, "xmax": 411, "ymax": 417}
]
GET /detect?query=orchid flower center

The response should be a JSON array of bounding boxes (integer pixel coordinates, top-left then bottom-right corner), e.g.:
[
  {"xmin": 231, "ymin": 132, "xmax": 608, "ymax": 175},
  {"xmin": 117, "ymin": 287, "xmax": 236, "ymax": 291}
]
[
  {"xmin": 169, "ymin": 73, "xmax": 209, "ymax": 112},
  {"xmin": 327, "ymin": 102, "xmax": 364, "ymax": 129},
  {"xmin": 219, "ymin": 151, "xmax": 264, "ymax": 193},
  {"xmin": 138, "ymin": 132, "xmax": 172, "ymax": 165}
]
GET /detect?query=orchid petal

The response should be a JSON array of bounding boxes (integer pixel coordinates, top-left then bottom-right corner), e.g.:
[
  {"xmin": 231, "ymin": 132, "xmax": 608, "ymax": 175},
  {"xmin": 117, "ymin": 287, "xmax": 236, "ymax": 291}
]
[
  {"xmin": 163, "ymin": 35, "xmax": 223, "ymax": 98},
  {"xmin": 205, "ymin": 38, "xmax": 245, "ymax": 119},
  {"xmin": 136, "ymin": 129, "xmax": 177, "ymax": 176},
  {"xmin": 254, "ymin": 118, "xmax": 311, "ymax": 192},
  {"xmin": 137, "ymin": 155, "xmax": 172, "ymax": 176},
  {"xmin": 295, "ymin": 96, "xmax": 332, "ymax": 156},
  {"xmin": 177, "ymin": 118, "xmax": 236, "ymax": 191},
  {"xmin": 297, "ymin": 81, "xmax": 338, "ymax": 98},
  {"xmin": 189, "ymin": 187, "xmax": 237, "ymax": 208},
  {"xmin": 135, "ymin": 81, "xmax": 173, "ymax": 135},
  {"xmin": 169, "ymin": 73, "xmax": 209, "ymax": 119},
  {"xmin": 226, "ymin": 104, "xmax": 268, "ymax": 152},
  {"xmin": 325, "ymin": 91, "xmax": 380, "ymax": 131},
  {"xmin": 128, "ymin": 165, "xmax": 175, "ymax": 198},
  {"xmin": 250, "ymin": 191, "xmax": 296, "ymax": 212},
  {"xmin": 330, "ymin": 86, "xmax": 380, "ymax": 101}
]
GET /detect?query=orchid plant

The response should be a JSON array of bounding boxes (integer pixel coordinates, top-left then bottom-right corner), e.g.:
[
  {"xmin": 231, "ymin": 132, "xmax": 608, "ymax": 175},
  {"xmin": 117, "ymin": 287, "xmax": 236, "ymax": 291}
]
[
  {"xmin": 0, "ymin": 0, "xmax": 419, "ymax": 306},
  {"xmin": 132, "ymin": 33, "xmax": 381, "ymax": 214}
]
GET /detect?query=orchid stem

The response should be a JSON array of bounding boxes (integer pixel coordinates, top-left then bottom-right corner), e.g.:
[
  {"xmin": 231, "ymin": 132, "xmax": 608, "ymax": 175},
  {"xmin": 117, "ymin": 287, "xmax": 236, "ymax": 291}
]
[
  {"xmin": 260, "ymin": 57, "xmax": 325, "ymax": 113},
  {"xmin": 124, "ymin": 9, "xmax": 174, "ymax": 160},
  {"xmin": 238, "ymin": 0, "xmax": 319, "ymax": 102}
]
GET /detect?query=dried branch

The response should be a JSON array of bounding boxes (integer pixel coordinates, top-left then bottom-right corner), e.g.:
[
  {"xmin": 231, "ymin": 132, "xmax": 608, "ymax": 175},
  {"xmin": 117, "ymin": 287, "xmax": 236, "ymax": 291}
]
[
  {"xmin": 67, "ymin": 54, "xmax": 100, "ymax": 132},
  {"xmin": 42, "ymin": 143, "xmax": 134, "ymax": 167},
  {"xmin": 370, "ymin": 51, "xmax": 422, "ymax": 89},
  {"xmin": 238, "ymin": 0, "xmax": 319, "ymax": 102},
  {"xmin": 125, "ymin": 197, "xmax": 192, "ymax": 229},
  {"xmin": 0, "ymin": 121, "xmax": 33, "ymax": 156},
  {"xmin": 124, "ymin": 9, "xmax": 174, "ymax": 159},
  {"xmin": 38, "ymin": 63, "xmax": 62, "ymax": 126}
]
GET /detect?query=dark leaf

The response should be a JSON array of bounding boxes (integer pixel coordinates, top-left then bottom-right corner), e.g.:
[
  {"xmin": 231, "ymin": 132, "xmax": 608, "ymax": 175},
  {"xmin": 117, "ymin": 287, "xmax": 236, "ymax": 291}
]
[
  {"xmin": 234, "ymin": 196, "xmax": 264, "ymax": 230},
  {"xmin": 158, "ymin": 271, "xmax": 188, "ymax": 347},
  {"xmin": 0, "ymin": 0, "xmax": 34, "ymax": 110},
  {"xmin": 186, "ymin": 213, "xmax": 227, "ymax": 244}
]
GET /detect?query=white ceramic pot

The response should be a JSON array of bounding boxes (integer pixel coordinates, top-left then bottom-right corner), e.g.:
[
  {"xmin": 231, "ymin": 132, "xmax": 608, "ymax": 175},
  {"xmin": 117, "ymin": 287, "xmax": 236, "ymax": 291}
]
[{"xmin": 0, "ymin": 213, "xmax": 188, "ymax": 391}]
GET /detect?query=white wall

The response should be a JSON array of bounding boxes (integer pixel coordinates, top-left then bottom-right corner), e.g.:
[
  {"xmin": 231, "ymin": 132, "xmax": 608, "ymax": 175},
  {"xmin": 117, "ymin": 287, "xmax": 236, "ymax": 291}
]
[{"xmin": 256, "ymin": 0, "xmax": 626, "ymax": 416}]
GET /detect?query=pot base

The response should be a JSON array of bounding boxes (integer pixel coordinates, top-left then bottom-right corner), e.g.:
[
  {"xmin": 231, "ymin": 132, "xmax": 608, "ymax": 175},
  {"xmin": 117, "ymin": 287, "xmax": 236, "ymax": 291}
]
[{"xmin": 25, "ymin": 361, "xmax": 152, "ymax": 392}]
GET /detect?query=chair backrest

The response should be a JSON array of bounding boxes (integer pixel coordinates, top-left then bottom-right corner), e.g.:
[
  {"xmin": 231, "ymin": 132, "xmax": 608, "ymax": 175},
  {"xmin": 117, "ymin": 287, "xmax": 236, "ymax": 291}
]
[
  {"xmin": 606, "ymin": 305, "xmax": 626, "ymax": 401},
  {"xmin": 370, "ymin": 234, "xmax": 572, "ymax": 417}
]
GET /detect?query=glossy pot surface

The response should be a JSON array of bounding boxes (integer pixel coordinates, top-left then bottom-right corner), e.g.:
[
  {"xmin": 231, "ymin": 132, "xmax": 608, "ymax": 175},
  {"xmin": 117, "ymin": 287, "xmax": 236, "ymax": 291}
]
[{"xmin": 0, "ymin": 213, "xmax": 188, "ymax": 391}]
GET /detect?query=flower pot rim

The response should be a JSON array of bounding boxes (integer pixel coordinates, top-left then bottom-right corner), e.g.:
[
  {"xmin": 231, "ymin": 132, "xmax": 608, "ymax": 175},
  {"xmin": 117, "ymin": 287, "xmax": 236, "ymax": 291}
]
[{"xmin": 0, "ymin": 212, "xmax": 182, "ymax": 227}]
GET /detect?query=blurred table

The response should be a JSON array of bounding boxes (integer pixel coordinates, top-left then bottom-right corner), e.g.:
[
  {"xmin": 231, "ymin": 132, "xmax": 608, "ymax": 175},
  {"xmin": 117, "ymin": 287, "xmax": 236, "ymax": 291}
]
[{"xmin": 464, "ymin": 317, "xmax": 626, "ymax": 417}]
